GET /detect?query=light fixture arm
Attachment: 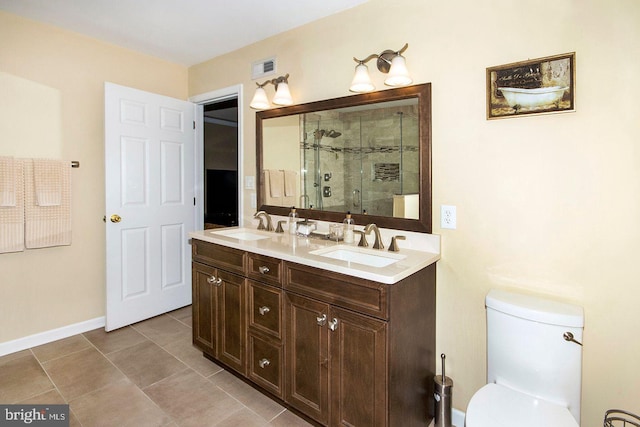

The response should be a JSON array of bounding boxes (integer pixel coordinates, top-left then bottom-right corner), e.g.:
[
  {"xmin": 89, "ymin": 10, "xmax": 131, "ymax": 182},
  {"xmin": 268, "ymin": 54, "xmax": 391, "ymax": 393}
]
[
  {"xmin": 255, "ymin": 73, "xmax": 290, "ymax": 89},
  {"xmin": 353, "ymin": 44, "xmax": 409, "ymax": 73}
]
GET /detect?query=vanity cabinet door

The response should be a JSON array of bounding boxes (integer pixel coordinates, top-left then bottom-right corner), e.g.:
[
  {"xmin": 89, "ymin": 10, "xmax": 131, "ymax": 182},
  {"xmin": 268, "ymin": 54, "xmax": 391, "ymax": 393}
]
[
  {"xmin": 216, "ymin": 269, "xmax": 246, "ymax": 375},
  {"xmin": 329, "ymin": 306, "xmax": 388, "ymax": 427},
  {"xmin": 285, "ymin": 292, "xmax": 330, "ymax": 425},
  {"xmin": 192, "ymin": 262, "xmax": 218, "ymax": 356},
  {"xmin": 192, "ymin": 262, "xmax": 246, "ymax": 374}
]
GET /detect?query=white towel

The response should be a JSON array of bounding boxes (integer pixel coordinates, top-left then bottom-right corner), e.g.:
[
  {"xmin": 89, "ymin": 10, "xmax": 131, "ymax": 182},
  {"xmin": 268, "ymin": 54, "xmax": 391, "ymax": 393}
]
[
  {"xmin": 33, "ymin": 158, "xmax": 64, "ymax": 206},
  {"xmin": 268, "ymin": 170, "xmax": 284, "ymax": 198},
  {"xmin": 24, "ymin": 159, "xmax": 72, "ymax": 248},
  {"xmin": 0, "ymin": 159, "xmax": 24, "ymax": 253},
  {"xmin": 283, "ymin": 170, "xmax": 297, "ymax": 197},
  {"xmin": 262, "ymin": 170, "xmax": 282, "ymax": 206},
  {"xmin": 0, "ymin": 156, "xmax": 16, "ymax": 206}
]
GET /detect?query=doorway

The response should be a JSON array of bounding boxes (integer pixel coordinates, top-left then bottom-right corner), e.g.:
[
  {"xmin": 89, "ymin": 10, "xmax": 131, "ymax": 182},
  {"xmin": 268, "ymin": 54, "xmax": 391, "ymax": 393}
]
[{"xmin": 202, "ymin": 98, "xmax": 239, "ymax": 228}]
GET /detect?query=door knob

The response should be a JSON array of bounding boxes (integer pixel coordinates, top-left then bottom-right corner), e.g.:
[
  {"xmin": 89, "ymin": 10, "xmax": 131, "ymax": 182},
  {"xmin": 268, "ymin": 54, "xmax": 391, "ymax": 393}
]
[{"xmin": 110, "ymin": 214, "xmax": 122, "ymax": 223}]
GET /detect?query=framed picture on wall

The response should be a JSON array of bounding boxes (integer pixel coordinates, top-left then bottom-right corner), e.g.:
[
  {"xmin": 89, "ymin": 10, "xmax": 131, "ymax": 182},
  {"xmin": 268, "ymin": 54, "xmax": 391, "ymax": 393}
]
[{"xmin": 486, "ymin": 52, "xmax": 575, "ymax": 119}]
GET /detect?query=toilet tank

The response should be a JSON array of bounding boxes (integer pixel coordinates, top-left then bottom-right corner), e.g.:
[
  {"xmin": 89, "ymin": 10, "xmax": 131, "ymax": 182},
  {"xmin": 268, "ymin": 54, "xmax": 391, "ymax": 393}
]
[{"xmin": 486, "ymin": 289, "xmax": 584, "ymax": 423}]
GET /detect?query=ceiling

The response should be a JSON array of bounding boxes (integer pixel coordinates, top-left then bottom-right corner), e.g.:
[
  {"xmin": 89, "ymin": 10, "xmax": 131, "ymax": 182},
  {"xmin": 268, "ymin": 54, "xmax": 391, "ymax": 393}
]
[{"xmin": 0, "ymin": 0, "xmax": 368, "ymax": 66}]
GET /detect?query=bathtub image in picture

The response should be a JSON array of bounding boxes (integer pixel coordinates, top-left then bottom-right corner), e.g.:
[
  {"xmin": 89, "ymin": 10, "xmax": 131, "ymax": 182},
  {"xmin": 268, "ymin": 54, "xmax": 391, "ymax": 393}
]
[{"xmin": 486, "ymin": 52, "xmax": 575, "ymax": 119}]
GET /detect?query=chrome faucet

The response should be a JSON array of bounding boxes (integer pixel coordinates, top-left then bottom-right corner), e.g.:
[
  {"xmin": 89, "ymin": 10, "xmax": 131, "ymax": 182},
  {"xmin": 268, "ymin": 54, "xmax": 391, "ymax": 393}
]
[
  {"xmin": 364, "ymin": 223, "xmax": 384, "ymax": 250},
  {"xmin": 254, "ymin": 211, "xmax": 274, "ymax": 232}
]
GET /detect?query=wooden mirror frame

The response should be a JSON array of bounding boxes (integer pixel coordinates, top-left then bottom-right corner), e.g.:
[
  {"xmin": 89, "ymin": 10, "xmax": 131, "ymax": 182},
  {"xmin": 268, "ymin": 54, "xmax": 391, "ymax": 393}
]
[{"xmin": 256, "ymin": 83, "xmax": 432, "ymax": 233}]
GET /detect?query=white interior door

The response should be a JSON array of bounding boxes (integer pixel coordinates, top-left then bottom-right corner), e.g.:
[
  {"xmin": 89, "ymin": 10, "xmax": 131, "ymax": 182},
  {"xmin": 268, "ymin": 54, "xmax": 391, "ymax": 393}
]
[{"xmin": 105, "ymin": 82, "xmax": 196, "ymax": 331}]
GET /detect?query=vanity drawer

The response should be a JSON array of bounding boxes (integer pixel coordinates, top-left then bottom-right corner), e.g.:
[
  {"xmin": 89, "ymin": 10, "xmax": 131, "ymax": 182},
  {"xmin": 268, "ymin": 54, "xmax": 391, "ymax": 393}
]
[
  {"xmin": 284, "ymin": 262, "xmax": 389, "ymax": 320},
  {"xmin": 248, "ymin": 333, "xmax": 283, "ymax": 398},
  {"xmin": 247, "ymin": 253, "xmax": 283, "ymax": 287},
  {"xmin": 248, "ymin": 280, "xmax": 282, "ymax": 339},
  {"xmin": 192, "ymin": 240, "xmax": 246, "ymax": 275}
]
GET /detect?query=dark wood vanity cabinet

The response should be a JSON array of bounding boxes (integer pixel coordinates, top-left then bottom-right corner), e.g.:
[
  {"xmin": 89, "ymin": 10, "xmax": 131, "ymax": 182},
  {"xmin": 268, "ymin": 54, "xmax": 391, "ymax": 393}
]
[
  {"xmin": 191, "ymin": 239, "xmax": 436, "ymax": 427},
  {"xmin": 192, "ymin": 241, "xmax": 247, "ymax": 374}
]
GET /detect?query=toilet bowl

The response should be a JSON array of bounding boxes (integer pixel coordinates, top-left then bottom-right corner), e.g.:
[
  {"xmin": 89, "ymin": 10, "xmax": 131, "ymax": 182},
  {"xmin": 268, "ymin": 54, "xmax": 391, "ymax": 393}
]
[{"xmin": 465, "ymin": 289, "xmax": 584, "ymax": 427}]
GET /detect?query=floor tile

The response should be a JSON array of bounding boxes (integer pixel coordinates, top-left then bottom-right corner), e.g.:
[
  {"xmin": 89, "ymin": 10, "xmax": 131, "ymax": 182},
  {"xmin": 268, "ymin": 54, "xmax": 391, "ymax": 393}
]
[
  {"xmin": 144, "ymin": 369, "xmax": 244, "ymax": 424},
  {"xmin": 214, "ymin": 407, "xmax": 268, "ymax": 427},
  {"xmin": 0, "ymin": 353, "xmax": 54, "ymax": 403},
  {"xmin": 107, "ymin": 340, "xmax": 188, "ymax": 388},
  {"xmin": 0, "ymin": 349, "xmax": 32, "ymax": 364},
  {"xmin": 132, "ymin": 314, "xmax": 191, "ymax": 347},
  {"xmin": 42, "ymin": 347, "xmax": 126, "ymax": 401},
  {"xmin": 31, "ymin": 335, "xmax": 92, "ymax": 363},
  {"xmin": 269, "ymin": 410, "xmax": 314, "ymax": 427},
  {"xmin": 83, "ymin": 326, "xmax": 149, "ymax": 355},
  {"xmin": 18, "ymin": 389, "xmax": 81, "ymax": 427},
  {"xmin": 71, "ymin": 378, "xmax": 173, "ymax": 427},
  {"xmin": 161, "ymin": 335, "xmax": 223, "ymax": 377},
  {"xmin": 167, "ymin": 305, "xmax": 192, "ymax": 324},
  {"xmin": 208, "ymin": 370, "xmax": 285, "ymax": 421}
]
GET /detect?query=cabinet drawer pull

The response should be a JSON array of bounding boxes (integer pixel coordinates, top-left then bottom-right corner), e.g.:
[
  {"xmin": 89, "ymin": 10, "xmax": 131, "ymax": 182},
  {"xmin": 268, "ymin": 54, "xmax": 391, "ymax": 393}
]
[
  {"xmin": 258, "ymin": 306, "xmax": 270, "ymax": 316},
  {"xmin": 316, "ymin": 314, "xmax": 327, "ymax": 326},
  {"xmin": 258, "ymin": 266, "xmax": 270, "ymax": 274},
  {"xmin": 328, "ymin": 318, "xmax": 339, "ymax": 331},
  {"xmin": 258, "ymin": 358, "xmax": 271, "ymax": 369}
]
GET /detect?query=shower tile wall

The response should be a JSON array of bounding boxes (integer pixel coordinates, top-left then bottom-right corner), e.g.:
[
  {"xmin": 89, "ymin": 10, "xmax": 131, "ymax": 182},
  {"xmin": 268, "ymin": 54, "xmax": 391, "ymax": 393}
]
[{"xmin": 302, "ymin": 105, "xmax": 419, "ymax": 217}]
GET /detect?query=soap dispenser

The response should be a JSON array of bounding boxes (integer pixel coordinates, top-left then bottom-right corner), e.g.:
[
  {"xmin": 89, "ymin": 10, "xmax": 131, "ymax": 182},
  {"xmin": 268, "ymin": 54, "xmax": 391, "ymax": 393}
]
[
  {"xmin": 288, "ymin": 207, "xmax": 299, "ymax": 235},
  {"xmin": 343, "ymin": 212, "xmax": 355, "ymax": 244}
]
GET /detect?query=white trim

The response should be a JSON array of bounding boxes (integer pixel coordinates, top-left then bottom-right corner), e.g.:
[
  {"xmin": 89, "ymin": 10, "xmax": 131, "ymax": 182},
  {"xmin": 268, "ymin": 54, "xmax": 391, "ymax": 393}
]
[
  {"xmin": 189, "ymin": 84, "xmax": 244, "ymax": 227},
  {"xmin": 453, "ymin": 408, "xmax": 465, "ymax": 427},
  {"xmin": 0, "ymin": 317, "xmax": 106, "ymax": 357}
]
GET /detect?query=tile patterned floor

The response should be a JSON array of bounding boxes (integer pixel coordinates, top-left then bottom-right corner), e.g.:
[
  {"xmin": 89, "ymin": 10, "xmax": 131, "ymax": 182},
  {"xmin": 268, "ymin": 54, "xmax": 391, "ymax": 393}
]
[{"xmin": 0, "ymin": 306, "xmax": 312, "ymax": 427}]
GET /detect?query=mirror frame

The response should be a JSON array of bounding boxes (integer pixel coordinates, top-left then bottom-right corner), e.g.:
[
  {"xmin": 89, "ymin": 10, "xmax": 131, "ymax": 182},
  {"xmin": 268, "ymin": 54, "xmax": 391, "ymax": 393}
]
[{"xmin": 256, "ymin": 83, "xmax": 432, "ymax": 233}]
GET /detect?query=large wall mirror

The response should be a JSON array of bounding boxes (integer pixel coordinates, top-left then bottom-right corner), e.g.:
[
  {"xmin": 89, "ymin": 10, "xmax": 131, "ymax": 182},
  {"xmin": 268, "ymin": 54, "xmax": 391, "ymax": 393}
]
[{"xmin": 256, "ymin": 83, "xmax": 431, "ymax": 233}]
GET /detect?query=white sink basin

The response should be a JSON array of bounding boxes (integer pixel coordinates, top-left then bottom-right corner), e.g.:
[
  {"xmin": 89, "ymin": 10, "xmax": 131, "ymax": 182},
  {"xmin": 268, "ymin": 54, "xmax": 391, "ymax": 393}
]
[
  {"xmin": 208, "ymin": 228, "xmax": 272, "ymax": 241},
  {"xmin": 310, "ymin": 245, "xmax": 406, "ymax": 268}
]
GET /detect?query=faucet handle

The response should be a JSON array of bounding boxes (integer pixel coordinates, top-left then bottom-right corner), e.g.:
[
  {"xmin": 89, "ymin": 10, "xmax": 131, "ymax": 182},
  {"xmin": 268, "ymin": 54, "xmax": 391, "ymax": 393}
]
[
  {"xmin": 388, "ymin": 235, "xmax": 406, "ymax": 252},
  {"xmin": 354, "ymin": 230, "xmax": 368, "ymax": 247},
  {"xmin": 275, "ymin": 220, "xmax": 286, "ymax": 233},
  {"xmin": 256, "ymin": 217, "xmax": 266, "ymax": 230}
]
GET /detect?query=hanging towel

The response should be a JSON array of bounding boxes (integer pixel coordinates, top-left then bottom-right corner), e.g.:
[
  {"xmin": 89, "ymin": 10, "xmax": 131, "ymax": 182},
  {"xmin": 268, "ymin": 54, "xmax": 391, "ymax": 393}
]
[
  {"xmin": 0, "ymin": 159, "xmax": 24, "ymax": 253},
  {"xmin": 24, "ymin": 159, "xmax": 72, "ymax": 248},
  {"xmin": 33, "ymin": 158, "xmax": 64, "ymax": 206},
  {"xmin": 0, "ymin": 156, "xmax": 16, "ymax": 206},
  {"xmin": 263, "ymin": 170, "xmax": 282, "ymax": 206},
  {"xmin": 283, "ymin": 170, "xmax": 297, "ymax": 197},
  {"xmin": 268, "ymin": 169, "xmax": 284, "ymax": 198}
]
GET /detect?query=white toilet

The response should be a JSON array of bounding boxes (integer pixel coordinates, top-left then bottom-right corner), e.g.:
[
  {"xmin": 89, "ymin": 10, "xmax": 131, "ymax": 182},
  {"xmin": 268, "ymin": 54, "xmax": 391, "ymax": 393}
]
[{"xmin": 465, "ymin": 289, "xmax": 584, "ymax": 427}]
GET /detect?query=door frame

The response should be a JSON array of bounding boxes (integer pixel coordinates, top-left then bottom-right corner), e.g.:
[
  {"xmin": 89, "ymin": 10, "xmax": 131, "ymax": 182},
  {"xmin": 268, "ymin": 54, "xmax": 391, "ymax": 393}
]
[{"xmin": 190, "ymin": 84, "xmax": 244, "ymax": 229}]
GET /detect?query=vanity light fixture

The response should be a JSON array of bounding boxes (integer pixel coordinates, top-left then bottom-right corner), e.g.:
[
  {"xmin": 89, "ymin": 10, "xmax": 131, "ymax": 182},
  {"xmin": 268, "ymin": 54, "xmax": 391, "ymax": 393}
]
[
  {"xmin": 349, "ymin": 43, "xmax": 412, "ymax": 93},
  {"xmin": 250, "ymin": 74, "xmax": 293, "ymax": 109}
]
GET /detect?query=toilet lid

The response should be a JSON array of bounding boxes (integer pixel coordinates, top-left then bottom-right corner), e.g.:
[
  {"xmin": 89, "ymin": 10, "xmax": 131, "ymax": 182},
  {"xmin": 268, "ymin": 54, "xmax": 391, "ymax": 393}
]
[{"xmin": 466, "ymin": 383, "xmax": 579, "ymax": 427}]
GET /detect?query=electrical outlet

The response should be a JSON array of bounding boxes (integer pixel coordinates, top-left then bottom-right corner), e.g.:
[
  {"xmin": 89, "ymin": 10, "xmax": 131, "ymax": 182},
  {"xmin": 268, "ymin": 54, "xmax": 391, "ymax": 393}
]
[{"xmin": 441, "ymin": 205, "xmax": 457, "ymax": 229}]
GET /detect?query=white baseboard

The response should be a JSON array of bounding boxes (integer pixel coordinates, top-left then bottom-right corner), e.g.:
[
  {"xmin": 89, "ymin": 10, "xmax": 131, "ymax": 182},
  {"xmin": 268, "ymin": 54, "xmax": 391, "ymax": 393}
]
[{"xmin": 0, "ymin": 317, "xmax": 105, "ymax": 357}]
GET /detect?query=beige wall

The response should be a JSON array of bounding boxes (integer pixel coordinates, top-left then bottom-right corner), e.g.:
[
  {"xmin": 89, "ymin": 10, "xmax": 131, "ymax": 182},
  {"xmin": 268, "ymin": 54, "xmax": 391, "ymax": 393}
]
[
  {"xmin": 189, "ymin": 0, "xmax": 640, "ymax": 424},
  {"xmin": 0, "ymin": 12, "xmax": 188, "ymax": 341}
]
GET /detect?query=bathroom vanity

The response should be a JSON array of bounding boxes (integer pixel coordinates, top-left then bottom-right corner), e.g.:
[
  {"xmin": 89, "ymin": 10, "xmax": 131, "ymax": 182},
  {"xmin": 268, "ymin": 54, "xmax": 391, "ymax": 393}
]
[{"xmin": 190, "ymin": 227, "xmax": 440, "ymax": 427}]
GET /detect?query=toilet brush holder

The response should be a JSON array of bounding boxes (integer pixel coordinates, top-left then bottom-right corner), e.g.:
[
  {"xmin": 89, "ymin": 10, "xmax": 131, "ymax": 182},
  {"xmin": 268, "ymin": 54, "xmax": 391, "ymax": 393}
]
[{"xmin": 434, "ymin": 353, "xmax": 453, "ymax": 427}]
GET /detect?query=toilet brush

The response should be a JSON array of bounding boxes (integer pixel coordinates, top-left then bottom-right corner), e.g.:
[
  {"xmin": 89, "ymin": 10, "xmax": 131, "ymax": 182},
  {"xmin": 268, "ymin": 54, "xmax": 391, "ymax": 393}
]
[{"xmin": 434, "ymin": 353, "xmax": 453, "ymax": 427}]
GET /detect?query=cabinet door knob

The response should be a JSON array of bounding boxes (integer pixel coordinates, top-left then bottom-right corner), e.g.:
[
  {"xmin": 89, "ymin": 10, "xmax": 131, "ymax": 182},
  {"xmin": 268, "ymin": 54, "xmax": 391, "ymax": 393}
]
[
  {"xmin": 258, "ymin": 266, "xmax": 270, "ymax": 274},
  {"xmin": 215, "ymin": 277, "xmax": 222, "ymax": 286},
  {"xmin": 207, "ymin": 276, "xmax": 216, "ymax": 284},
  {"xmin": 316, "ymin": 314, "xmax": 327, "ymax": 326},
  {"xmin": 258, "ymin": 358, "xmax": 271, "ymax": 369},
  {"xmin": 258, "ymin": 306, "xmax": 270, "ymax": 316},
  {"xmin": 328, "ymin": 318, "xmax": 339, "ymax": 331}
]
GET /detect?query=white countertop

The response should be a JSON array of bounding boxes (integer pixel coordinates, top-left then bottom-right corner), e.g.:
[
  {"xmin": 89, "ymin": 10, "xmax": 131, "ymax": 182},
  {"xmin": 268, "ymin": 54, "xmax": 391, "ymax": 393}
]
[{"xmin": 189, "ymin": 227, "xmax": 440, "ymax": 284}]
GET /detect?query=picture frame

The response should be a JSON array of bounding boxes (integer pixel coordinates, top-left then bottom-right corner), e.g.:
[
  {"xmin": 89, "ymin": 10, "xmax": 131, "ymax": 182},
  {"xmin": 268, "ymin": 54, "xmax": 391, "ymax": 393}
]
[{"xmin": 486, "ymin": 52, "xmax": 575, "ymax": 119}]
